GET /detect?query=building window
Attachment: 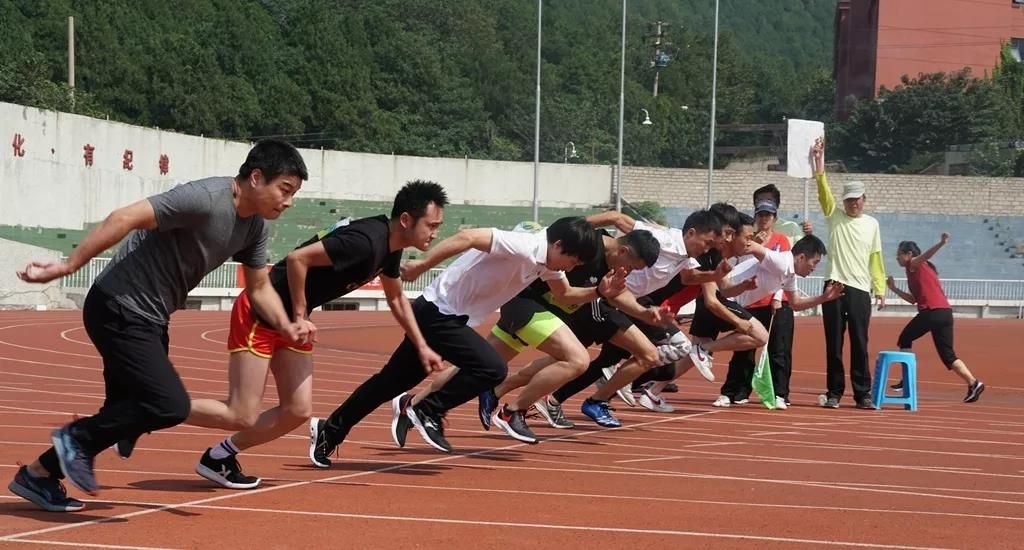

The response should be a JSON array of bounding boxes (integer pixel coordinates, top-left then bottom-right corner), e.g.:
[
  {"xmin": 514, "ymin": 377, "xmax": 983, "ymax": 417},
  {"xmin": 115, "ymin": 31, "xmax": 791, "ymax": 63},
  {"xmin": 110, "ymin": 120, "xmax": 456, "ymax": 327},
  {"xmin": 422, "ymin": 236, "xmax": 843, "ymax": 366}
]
[{"xmin": 1012, "ymin": 38, "xmax": 1024, "ymax": 62}]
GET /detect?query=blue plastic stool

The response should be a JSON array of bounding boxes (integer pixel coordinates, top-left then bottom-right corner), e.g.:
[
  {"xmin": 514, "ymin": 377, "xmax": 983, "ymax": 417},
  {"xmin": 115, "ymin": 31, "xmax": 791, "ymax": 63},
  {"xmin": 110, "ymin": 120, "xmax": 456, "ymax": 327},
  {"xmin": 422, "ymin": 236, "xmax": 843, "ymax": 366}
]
[{"xmin": 871, "ymin": 351, "xmax": 918, "ymax": 411}]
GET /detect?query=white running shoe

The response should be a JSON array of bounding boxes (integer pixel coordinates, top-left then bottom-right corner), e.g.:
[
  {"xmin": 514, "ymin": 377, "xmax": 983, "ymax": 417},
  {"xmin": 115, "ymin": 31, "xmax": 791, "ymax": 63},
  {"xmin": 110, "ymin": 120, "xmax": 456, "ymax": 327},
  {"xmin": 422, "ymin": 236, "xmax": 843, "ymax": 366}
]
[
  {"xmin": 689, "ymin": 342, "xmax": 715, "ymax": 382},
  {"xmin": 712, "ymin": 395, "xmax": 731, "ymax": 407},
  {"xmin": 774, "ymin": 396, "xmax": 788, "ymax": 410},
  {"xmin": 602, "ymin": 366, "xmax": 634, "ymax": 405},
  {"xmin": 637, "ymin": 388, "xmax": 674, "ymax": 413}
]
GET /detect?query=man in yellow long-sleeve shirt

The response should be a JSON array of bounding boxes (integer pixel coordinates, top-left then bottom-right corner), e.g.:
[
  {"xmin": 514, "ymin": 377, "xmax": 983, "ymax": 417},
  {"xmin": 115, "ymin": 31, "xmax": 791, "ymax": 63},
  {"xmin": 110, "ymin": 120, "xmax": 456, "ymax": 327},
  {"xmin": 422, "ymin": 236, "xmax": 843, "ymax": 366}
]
[{"xmin": 812, "ymin": 139, "xmax": 886, "ymax": 409}]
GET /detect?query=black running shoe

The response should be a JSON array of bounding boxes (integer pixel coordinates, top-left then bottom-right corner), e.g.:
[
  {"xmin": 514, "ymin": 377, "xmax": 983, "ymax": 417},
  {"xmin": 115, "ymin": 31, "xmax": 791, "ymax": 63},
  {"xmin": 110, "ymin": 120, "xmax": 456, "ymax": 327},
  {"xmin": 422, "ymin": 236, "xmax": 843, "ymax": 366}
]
[
  {"xmin": 115, "ymin": 435, "xmax": 140, "ymax": 459},
  {"xmin": 8, "ymin": 465, "xmax": 85, "ymax": 512},
  {"xmin": 663, "ymin": 383, "xmax": 680, "ymax": 393},
  {"xmin": 406, "ymin": 404, "xmax": 452, "ymax": 453},
  {"xmin": 855, "ymin": 396, "xmax": 876, "ymax": 410},
  {"xmin": 51, "ymin": 425, "xmax": 97, "ymax": 495},
  {"xmin": 391, "ymin": 393, "xmax": 414, "ymax": 448},
  {"xmin": 308, "ymin": 417, "xmax": 335, "ymax": 468},
  {"xmin": 492, "ymin": 405, "xmax": 538, "ymax": 444},
  {"xmin": 478, "ymin": 389, "xmax": 498, "ymax": 430},
  {"xmin": 195, "ymin": 449, "xmax": 260, "ymax": 489},
  {"xmin": 964, "ymin": 380, "xmax": 985, "ymax": 403},
  {"xmin": 890, "ymin": 380, "xmax": 904, "ymax": 390}
]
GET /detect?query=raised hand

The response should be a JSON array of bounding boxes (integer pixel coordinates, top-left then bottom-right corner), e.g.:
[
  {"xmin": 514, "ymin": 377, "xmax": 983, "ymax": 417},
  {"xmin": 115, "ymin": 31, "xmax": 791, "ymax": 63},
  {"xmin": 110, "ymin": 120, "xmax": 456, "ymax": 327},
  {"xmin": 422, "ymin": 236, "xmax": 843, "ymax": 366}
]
[
  {"xmin": 599, "ymin": 267, "xmax": 627, "ymax": 299},
  {"xmin": 16, "ymin": 260, "xmax": 71, "ymax": 284}
]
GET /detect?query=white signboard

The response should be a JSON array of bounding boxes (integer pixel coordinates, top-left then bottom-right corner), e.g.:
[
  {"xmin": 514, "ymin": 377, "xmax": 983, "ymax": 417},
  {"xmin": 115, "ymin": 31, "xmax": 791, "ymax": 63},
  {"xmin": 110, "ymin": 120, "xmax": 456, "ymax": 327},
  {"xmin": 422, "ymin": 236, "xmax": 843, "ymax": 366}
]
[{"xmin": 786, "ymin": 119, "xmax": 825, "ymax": 178}]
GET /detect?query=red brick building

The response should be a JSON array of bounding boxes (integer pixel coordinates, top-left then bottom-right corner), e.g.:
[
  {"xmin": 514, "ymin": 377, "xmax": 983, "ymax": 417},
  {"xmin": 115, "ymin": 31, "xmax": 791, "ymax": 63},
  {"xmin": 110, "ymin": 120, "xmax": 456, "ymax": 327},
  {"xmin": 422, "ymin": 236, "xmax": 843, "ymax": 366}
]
[{"xmin": 834, "ymin": 0, "xmax": 1024, "ymax": 117}]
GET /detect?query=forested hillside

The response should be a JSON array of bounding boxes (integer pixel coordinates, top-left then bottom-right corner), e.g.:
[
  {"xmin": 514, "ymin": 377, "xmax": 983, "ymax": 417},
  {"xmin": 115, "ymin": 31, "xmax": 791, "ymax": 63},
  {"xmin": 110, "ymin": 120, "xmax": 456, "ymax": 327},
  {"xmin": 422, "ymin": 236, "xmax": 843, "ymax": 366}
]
[{"xmin": 1, "ymin": 0, "xmax": 834, "ymax": 168}]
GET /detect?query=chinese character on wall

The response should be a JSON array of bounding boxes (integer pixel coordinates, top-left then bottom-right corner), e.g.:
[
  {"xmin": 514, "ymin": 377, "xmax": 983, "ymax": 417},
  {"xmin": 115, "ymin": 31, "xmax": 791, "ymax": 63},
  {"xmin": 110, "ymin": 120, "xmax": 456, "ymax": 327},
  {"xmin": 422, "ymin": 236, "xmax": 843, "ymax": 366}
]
[
  {"xmin": 11, "ymin": 133, "xmax": 25, "ymax": 157},
  {"xmin": 122, "ymin": 149, "xmax": 133, "ymax": 171},
  {"xmin": 159, "ymin": 154, "xmax": 169, "ymax": 175},
  {"xmin": 83, "ymin": 144, "xmax": 95, "ymax": 167}
]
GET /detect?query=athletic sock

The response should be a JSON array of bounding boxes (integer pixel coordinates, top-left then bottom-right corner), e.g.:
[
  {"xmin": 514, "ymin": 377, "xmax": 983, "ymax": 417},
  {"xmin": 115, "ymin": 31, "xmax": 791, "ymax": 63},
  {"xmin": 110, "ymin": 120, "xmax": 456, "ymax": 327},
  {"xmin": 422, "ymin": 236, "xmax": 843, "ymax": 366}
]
[{"xmin": 208, "ymin": 437, "xmax": 241, "ymax": 460}]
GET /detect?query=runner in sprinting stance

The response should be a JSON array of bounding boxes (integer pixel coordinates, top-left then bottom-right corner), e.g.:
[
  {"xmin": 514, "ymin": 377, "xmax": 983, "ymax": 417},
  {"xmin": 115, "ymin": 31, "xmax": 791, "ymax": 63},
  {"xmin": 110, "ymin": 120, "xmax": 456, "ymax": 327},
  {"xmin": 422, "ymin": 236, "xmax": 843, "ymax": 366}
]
[
  {"xmin": 9, "ymin": 140, "xmax": 311, "ymax": 511},
  {"xmin": 186, "ymin": 181, "xmax": 448, "ymax": 488}
]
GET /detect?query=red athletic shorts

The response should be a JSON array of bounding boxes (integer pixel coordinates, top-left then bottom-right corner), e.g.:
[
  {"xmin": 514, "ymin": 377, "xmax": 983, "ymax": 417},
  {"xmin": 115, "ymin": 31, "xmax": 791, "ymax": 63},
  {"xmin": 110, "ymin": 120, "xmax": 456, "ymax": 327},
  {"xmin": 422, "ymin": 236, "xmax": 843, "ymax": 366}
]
[{"xmin": 227, "ymin": 292, "xmax": 313, "ymax": 358}]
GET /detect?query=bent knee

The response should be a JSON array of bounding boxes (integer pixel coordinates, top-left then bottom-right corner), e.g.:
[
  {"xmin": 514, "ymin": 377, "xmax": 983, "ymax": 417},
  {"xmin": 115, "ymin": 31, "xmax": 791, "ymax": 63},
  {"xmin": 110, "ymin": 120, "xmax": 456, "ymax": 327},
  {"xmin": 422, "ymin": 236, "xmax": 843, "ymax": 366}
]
[
  {"xmin": 149, "ymin": 397, "xmax": 191, "ymax": 430},
  {"xmin": 282, "ymin": 401, "xmax": 313, "ymax": 423},
  {"xmin": 637, "ymin": 349, "xmax": 660, "ymax": 369},
  {"xmin": 565, "ymin": 353, "xmax": 590, "ymax": 376}
]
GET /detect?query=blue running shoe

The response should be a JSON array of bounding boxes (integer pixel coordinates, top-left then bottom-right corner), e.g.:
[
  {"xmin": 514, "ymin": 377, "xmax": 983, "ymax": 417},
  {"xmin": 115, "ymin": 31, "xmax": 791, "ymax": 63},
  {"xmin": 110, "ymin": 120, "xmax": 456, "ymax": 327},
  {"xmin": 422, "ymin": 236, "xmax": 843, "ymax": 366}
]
[
  {"xmin": 8, "ymin": 465, "xmax": 85, "ymax": 512},
  {"xmin": 51, "ymin": 425, "xmax": 98, "ymax": 495},
  {"xmin": 580, "ymin": 398, "xmax": 621, "ymax": 428},
  {"xmin": 478, "ymin": 389, "xmax": 498, "ymax": 430}
]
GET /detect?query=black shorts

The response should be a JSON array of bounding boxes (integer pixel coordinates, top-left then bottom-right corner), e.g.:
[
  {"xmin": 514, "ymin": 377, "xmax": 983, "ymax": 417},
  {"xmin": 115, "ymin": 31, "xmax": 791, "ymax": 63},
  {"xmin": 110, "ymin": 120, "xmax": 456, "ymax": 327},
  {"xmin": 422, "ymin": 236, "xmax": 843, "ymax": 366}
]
[
  {"xmin": 897, "ymin": 308, "xmax": 958, "ymax": 368},
  {"xmin": 564, "ymin": 300, "xmax": 635, "ymax": 346},
  {"xmin": 690, "ymin": 295, "xmax": 753, "ymax": 340}
]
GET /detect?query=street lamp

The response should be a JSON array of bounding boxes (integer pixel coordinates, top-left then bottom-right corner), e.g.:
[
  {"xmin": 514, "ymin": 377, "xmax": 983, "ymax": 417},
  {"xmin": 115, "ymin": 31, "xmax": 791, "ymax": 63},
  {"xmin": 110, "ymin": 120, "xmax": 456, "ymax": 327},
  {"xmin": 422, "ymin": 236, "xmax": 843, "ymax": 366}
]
[
  {"xmin": 563, "ymin": 141, "xmax": 578, "ymax": 163},
  {"xmin": 532, "ymin": 0, "xmax": 542, "ymax": 223},
  {"xmin": 706, "ymin": 0, "xmax": 720, "ymax": 207},
  {"xmin": 615, "ymin": 0, "xmax": 627, "ymax": 212},
  {"xmin": 640, "ymin": 108, "xmax": 653, "ymax": 125}
]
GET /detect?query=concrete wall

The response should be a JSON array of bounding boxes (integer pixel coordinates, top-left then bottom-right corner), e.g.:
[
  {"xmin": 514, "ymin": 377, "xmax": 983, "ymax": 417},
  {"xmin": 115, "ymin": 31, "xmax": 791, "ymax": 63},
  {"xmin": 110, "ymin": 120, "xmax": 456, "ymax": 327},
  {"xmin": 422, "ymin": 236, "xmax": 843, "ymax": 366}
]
[
  {"xmin": 1, "ymin": 102, "xmax": 610, "ymax": 230},
  {"xmin": 621, "ymin": 166, "xmax": 1024, "ymax": 216},
  {"xmin": 4, "ymin": 100, "xmax": 1023, "ymax": 231},
  {"xmin": 0, "ymin": 239, "xmax": 75, "ymax": 310}
]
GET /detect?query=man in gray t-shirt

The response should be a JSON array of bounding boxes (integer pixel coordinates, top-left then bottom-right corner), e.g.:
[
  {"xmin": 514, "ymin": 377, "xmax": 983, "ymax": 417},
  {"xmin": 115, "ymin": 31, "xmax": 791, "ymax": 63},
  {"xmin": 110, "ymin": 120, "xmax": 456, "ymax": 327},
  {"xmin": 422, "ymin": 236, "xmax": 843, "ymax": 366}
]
[{"xmin": 9, "ymin": 139, "xmax": 311, "ymax": 513}]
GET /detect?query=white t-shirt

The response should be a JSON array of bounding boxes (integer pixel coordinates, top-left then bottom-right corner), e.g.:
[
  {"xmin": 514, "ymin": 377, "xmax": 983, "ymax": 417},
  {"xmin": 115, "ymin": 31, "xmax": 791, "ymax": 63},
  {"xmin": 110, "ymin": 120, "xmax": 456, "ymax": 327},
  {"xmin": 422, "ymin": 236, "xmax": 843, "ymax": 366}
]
[
  {"xmin": 728, "ymin": 249, "xmax": 798, "ymax": 308},
  {"xmin": 625, "ymin": 220, "xmax": 701, "ymax": 297},
  {"xmin": 422, "ymin": 228, "xmax": 565, "ymax": 326}
]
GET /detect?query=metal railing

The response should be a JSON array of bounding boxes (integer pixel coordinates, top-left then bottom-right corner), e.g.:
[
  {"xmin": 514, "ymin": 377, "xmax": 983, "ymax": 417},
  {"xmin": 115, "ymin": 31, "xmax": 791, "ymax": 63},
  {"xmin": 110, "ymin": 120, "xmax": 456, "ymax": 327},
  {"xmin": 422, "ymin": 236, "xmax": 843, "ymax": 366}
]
[
  {"xmin": 61, "ymin": 257, "xmax": 446, "ymax": 293},
  {"xmin": 795, "ymin": 276, "xmax": 1024, "ymax": 303}
]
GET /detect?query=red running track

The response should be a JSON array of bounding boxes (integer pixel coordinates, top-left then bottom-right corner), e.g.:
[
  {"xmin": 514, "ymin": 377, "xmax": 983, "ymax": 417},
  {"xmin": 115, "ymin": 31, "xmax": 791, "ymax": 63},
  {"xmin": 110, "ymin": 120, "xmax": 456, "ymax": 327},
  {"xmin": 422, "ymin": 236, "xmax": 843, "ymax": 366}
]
[{"xmin": 0, "ymin": 311, "xmax": 1021, "ymax": 549}]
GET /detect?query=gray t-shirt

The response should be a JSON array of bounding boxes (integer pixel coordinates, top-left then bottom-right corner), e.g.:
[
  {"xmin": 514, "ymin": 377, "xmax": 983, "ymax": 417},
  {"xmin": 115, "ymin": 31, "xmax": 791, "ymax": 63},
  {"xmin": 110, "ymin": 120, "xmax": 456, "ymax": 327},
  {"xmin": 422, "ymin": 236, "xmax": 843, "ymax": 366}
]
[{"xmin": 94, "ymin": 177, "xmax": 268, "ymax": 324}]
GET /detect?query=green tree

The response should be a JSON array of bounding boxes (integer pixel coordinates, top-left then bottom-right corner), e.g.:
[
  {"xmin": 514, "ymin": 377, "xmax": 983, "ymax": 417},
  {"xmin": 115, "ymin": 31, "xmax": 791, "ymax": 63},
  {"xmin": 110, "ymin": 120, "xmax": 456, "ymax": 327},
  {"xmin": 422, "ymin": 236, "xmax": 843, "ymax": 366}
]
[{"xmin": 831, "ymin": 70, "xmax": 1008, "ymax": 173}]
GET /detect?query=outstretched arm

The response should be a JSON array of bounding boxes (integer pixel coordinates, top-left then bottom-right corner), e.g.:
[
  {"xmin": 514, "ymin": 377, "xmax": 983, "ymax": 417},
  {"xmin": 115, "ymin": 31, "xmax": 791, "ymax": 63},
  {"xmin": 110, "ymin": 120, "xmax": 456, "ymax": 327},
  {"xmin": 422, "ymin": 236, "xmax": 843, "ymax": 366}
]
[
  {"xmin": 909, "ymin": 232, "xmax": 950, "ymax": 270},
  {"xmin": 244, "ymin": 265, "xmax": 313, "ymax": 345},
  {"xmin": 886, "ymin": 276, "xmax": 917, "ymax": 304},
  {"xmin": 586, "ymin": 210, "xmax": 637, "ymax": 233},
  {"xmin": 400, "ymin": 228, "xmax": 493, "ymax": 281},
  {"xmin": 812, "ymin": 139, "xmax": 835, "ymax": 217},
  {"xmin": 785, "ymin": 282, "xmax": 844, "ymax": 312},
  {"xmin": 382, "ymin": 275, "xmax": 444, "ymax": 373},
  {"xmin": 18, "ymin": 199, "xmax": 157, "ymax": 283},
  {"xmin": 546, "ymin": 269, "xmax": 627, "ymax": 306}
]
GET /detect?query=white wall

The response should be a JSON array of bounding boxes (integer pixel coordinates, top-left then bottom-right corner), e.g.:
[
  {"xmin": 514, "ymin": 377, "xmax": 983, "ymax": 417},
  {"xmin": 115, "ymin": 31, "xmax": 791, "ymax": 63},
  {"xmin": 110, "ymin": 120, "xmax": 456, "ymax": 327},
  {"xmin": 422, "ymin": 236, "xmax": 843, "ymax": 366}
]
[
  {"xmin": 0, "ymin": 239, "xmax": 75, "ymax": 309},
  {"xmin": 1, "ymin": 102, "xmax": 611, "ymax": 230}
]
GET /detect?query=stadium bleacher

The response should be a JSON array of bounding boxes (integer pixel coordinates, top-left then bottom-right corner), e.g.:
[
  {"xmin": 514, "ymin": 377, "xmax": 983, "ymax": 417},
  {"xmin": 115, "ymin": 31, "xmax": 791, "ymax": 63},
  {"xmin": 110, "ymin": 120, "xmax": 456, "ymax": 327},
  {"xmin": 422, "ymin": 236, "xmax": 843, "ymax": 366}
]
[
  {"xmin": 0, "ymin": 199, "xmax": 601, "ymax": 263},
  {"xmin": 663, "ymin": 207, "xmax": 1024, "ymax": 280}
]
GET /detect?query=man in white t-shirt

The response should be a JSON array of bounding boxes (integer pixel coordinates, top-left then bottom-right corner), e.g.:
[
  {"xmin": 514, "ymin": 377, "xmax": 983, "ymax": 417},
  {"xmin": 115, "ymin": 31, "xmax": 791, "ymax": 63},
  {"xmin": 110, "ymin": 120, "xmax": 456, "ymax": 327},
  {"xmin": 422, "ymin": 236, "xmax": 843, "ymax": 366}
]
[
  {"xmin": 308, "ymin": 217, "xmax": 625, "ymax": 462},
  {"xmin": 713, "ymin": 233, "xmax": 844, "ymax": 407}
]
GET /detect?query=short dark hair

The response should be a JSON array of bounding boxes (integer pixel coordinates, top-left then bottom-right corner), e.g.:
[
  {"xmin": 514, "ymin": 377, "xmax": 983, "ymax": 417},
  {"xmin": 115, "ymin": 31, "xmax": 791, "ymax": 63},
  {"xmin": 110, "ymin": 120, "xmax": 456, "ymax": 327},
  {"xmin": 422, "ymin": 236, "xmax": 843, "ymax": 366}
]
[
  {"xmin": 619, "ymin": 229, "xmax": 661, "ymax": 267},
  {"xmin": 792, "ymin": 234, "xmax": 827, "ymax": 257},
  {"xmin": 547, "ymin": 217, "xmax": 600, "ymax": 264},
  {"xmin": 391, "ymin": 180, "xmax": 449, "ymax": 220},
  {"xmin": 709, "ymin": 202, "xmax": 741, "ymax": 232},
  {"xmin": 753, "ymin": 184, "xmax": 781, "ymax": 207},
  {"xmin": 738, "ymin": 212, "xmax": 755, "ymax": 227},
  {"xmin": 682, "ymin": 209, "xmax": 723, "ymax": 235},
  {"xmin": 898, "ymin": 240, "xmax": 938, "ymax": 273},
  {"xmin": 238, "ymin": 139, "xmax": 309, "ymax": 181}
]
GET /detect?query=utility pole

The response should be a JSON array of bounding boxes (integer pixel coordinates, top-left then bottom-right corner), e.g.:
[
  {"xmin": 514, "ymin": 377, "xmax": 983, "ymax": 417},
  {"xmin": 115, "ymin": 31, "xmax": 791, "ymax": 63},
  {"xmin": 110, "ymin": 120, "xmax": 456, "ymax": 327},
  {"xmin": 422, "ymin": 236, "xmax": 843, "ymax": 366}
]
[
  {"xmin": 646, "ymin": 20, "xmax": 672, "ymax": 97},
  {"xmin": 68, "ymin": 16, "xmax": 75, "ymax": 108}
]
